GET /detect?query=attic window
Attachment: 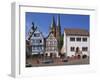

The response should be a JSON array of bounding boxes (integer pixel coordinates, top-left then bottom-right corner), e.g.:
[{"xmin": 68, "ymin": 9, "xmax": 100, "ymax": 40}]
[{"xmin": 34, "ymin": 33, "xmax": 40, "ymax": 37}]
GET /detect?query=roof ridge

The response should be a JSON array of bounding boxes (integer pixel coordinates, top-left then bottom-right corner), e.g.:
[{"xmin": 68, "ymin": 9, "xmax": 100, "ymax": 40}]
[{"xmin": 64, "ymin": 28, "xmax": 89, "ymax": 36}]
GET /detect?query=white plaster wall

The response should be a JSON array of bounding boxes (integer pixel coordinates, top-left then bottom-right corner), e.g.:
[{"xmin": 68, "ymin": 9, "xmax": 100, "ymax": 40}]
[
  {"xmin": 63, "ymin": 31, "xmax": 67, "ymax": 56},
  {"xmin": 66, "ymin": 36, "xmax": 90, "ymax": 57}
]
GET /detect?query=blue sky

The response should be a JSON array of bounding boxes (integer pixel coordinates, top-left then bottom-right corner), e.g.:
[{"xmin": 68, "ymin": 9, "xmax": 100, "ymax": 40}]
[{"xmin": 26, "ymin": 12, "xmax": 89, "ymax": 37}]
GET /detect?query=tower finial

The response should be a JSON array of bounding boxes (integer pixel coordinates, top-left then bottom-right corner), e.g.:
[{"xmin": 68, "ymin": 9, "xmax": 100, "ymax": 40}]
[{"xmin": 32, "ymin": 22, "xmax": 35, "ymax": 30}]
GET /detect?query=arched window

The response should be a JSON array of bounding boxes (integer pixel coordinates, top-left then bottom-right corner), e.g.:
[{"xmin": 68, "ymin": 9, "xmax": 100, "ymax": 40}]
[{"xmin": 76, "ymin": 47, "xmax": 79, "ymax": 53}]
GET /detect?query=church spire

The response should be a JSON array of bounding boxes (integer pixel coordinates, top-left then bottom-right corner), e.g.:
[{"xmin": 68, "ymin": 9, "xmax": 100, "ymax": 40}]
[
  {"xmin": 56, "ymin": 15, "xmax": 62, "ymax": 53},
  {"xmin": 57, "ymin": 15, "xmax": 61, "ymax": 36},
  {"xmin": 57, "ymin": 15, "xmax": 61, "ymax": 28},
  {"xmin": 50, "ymin": 16, "xmax": 56, "ymax": 37},
  {"xmin": 51, "ymin": 16, "xmax": 56, "ymax": 28}
]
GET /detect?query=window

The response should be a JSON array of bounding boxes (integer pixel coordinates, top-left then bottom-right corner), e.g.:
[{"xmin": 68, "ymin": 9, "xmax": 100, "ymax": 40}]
[
  {"xmin": 34, "ymin": 33, "xmax": 40, "ymax": 37},
  {"xmin": 39, "ymin": 40, "xmax": 42, "ymax": 43},
  {"xmin": 50, "ymin": 41, "xmax": 53, "ymax": 45},
  {"xmin": 39, "ymin": 47, "xmax": 42, "ymax": 50},
  {"xmin": 32, "ymin": 46, "xmax": 37, "ymax": 50},
  {"xmin": 54, "ymin": 41, "xmax": 57, "ymax": 44},
  {"xmin": 76, "ymin": 37, "xmax": 81, "ymax": 41},
  {"xmin": 70, "ymin": 47, "xmax": 75, "ymax": 51},
  {"xmin": 34, "ymin": 34, "xmax": 36, "ymax": 37},
  {"xmin": 35, "ymin": 39, "xmax": 42, "ymax": 43},
  {"xmin": 54, "ymin": 47, "xmax": 57, "ymax": 51},
  {"xmin": 82, "ymin": 38, "xmax": 87, "ymax": 42},
  {"xmin": 82, "ymin": 47, "xmax": 88, "ymax": 51},
  {"xmin": 32, "ymin": 46, "xmax": 35, "ymax": 50},
  {"xmin": 70, "ymin": 37, "xmax": 75, "ymax": 41},
  {"xmin": 76, "ymin": 47, "xmax": 79, "ymax": 53},
  {"xmin": 32, "ymin": 40, "xmax": 35, "ymax": 43},
  {"xmin": 53, "ymin": 41, "xmax": 56, "ymax": 45},
  {"xmin": 36, "ymin": 40, "xmax": 39, "ymax": 43}
]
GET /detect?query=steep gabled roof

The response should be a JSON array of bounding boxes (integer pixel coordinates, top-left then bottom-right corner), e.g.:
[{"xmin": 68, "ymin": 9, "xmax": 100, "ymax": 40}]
[
  {"xmin": 28, "ymin": 27, "xmax": 37, "ymax": 40},
  {"xmin": 46, "ymin": 32, "xmax": 57, "ymax": 40},
  {"xmin": 64, "ymin": 28, "xmax": 89, "ymax": 36},
  {"xmin": 31, "ymin": 26, "xmax": 44, "ymax": 39}
]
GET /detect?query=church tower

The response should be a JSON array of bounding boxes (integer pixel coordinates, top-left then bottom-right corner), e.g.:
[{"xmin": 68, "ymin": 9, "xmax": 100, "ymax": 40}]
[
  {"xmin": 56, "ymin": 15, "xmax": 61, "ymax": 39},
  {"xmin": 50, "ymin": 16, "xmax": 56, "ymax": 37},
  {"xmin": 56, "ymin": 15, "xmax": 61, "ymax": 52},
  {"xmin": 49, "ymin": 15, "xmax": 62, "ymax": 54}
]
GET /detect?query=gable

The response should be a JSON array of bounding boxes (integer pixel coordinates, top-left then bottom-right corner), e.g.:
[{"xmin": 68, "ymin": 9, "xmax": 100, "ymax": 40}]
[
  {"xmin": 47, "ymin": 32, "xmax": 57, "ymax": 41},
  {"xmin": 31, "ymin": 27, "xmax": 44, "ymax": 39}
]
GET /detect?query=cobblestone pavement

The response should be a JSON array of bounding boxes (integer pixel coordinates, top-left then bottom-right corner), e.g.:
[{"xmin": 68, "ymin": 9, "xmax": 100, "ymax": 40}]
[{"xmin": 26, "ymin": 56, "xmax": 89, "ymax": 67}]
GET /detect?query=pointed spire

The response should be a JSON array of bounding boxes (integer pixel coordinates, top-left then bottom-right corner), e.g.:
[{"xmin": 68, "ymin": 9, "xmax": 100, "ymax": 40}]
[
  {"xmin": 57, "ymin": 15, "xmax": 61, "ymax": 37},
  {"xmin": 57, "ymin": 15, "xmax": 61, "ymax": 28},
  {"xmin": 51, "ymin": 16, "xmax": 56, "ymax": 28}
]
